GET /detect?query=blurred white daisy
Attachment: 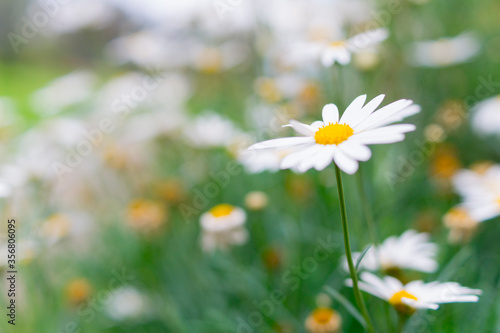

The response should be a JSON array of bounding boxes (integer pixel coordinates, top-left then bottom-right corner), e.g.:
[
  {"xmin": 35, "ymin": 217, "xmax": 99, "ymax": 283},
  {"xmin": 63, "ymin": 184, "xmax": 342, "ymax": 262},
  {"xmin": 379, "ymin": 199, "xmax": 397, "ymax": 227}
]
[
  {"xmin": 305, "ymin": 307, "xmax": 342, "ymax": 333},
  {"xmin": 443, "ymin": 206, "xmax": 480, "ymax": 244},
  {"xmin": 183, "ymin": 112, "xmax": 242, "ymax": 148},
  {"xmin": 200, "ymin": 204, "xmax": 248, "ymax": 252},
  {"xmin": 472, "ymin": 96, "xmax": 500, "ymax": 136},
  {"xmin": 347, "ymin": 272, "xmax": 481, "ymax": 315},
  {"xmin": 0, "ymin": 238, "xmax": 38, "ymax": 268},
  {"xmin": 347, "ymin": 230, "xmax": 438, "ymax": 274},
  {"xmin": 249, "ymin": 94, "xmax": 420, "ymax": 174},
  {"xmin": 286, "ymin": 28, "xmax": 388, "ymax": 67},
  {"xmin": 45, "ymin": 0, "xmax": 114, "ymax": 34},
  {"xmin": 30, "ymin": 70, "xmax": 97, "ymax": 115},
  {"xmin": 408, "ymin": 32, "xmax": 481, "ymax": 67},
  {"xmin": 106, "ymin": 287, "xmax": 147, "ymax": 321},
  {"xmin": 451, "ymin": 164, "xmax": 500, "ymax": 223},
  {"xmin": 0, "ymin": 97, "xmax": 18, "ymax": 128},
  {"xmin": 238, "ymin": 149, "xmax": 290, "ymax": 173},
  {"xmin": 191, "ymin": 41, "xmax": 249, "ymax": 74}
]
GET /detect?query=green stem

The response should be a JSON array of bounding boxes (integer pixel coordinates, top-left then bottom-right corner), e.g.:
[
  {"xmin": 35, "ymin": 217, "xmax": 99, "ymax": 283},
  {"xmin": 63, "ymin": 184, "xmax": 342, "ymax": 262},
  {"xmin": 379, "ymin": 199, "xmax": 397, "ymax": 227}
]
[
  {"xmin": 397, "ymin": 313, "xmax": 408, "ymax": 333},
  {"xmin": 334, "ymin": 164, "xmax": 376, "ymax": 333},
  {"xmin": 356, "ymin": 165, "xmax": 379, "ymax": 245},
  {"xmin": 336, "ymin": 66, "xmax": 344, "ymax": 109}
]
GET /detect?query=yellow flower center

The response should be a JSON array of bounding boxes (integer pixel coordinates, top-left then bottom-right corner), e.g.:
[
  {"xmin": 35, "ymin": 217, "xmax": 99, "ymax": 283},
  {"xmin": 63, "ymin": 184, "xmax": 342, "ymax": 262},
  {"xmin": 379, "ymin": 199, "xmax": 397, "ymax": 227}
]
[
  {"xmin": 389, "ymin": 290, "xmax": 418, "ymax": 306},
  {"xmin": 330, "ymin": 40, "xmax": 346, "ymax": 47},
  {"xmin": 389, "ymin": 290, "xmax": 419, "ymax": 315},
  {"xmin": 255, "ymin": 78, "xmax": 282, "ymax": 103},
  {"xmin": 210, "ymin": 204, "xmax": 234, "ymax": 218},
  {"xmin": 311, "ymin": 308, "xmax": 334, "ymax": 324},
  {"xmin": 314, "ymin": 123, "xmax": 354, "ymax": 145}
]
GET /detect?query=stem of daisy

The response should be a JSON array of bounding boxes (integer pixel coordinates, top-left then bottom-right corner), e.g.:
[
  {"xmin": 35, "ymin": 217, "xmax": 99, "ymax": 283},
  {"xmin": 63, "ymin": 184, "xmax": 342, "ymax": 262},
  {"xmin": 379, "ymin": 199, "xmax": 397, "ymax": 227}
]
[
  {"xmin": 334, "ymin": 164, "xmax": 376, "ymax": 333},
  {"xmin": 397, "ymin": 313, "xmax": 409, "ymax": 333},
  {"xmin": 336, "ymin": 66, "xmax": 344, "ymax": 109},
  {"xmin": 356, "ymin": 166, "xmax": 379, "ymax": 245}
]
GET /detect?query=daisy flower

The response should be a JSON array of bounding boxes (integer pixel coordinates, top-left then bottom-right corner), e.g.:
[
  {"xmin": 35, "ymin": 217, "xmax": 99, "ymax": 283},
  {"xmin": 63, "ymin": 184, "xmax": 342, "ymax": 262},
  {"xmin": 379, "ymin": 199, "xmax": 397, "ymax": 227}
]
[
  {"xmin": 287, "ymin": 28, "xmax": 388, "ymax": 67},
  {"xmin": 346, "ymin": 230, "xmax": 438, "ymax": 274},
  {"xmin": 408, "ymin": 32, "xmax": 481, "ymax": 67},
  {"xmin": 106, "ymin": 287, "xmax": 147, "ymax": 321},
  {"xmin": 472, "ymin": 96, "xmax": 500, "ymax": 137},
  {"xmin": 183, "ymin": 112, "xmax": 242, "ymax": 148},
  {"xmin": 200, "ymin": 204, "xmax": 248, "ymax": 252},
  {"xmin": 451, "ymin": 164, "xmax": 500, "ymax": 223},
  {"xmin": 347, "ymin": 272, "xmax": 481, "ymax": 315},
  {"xmin": 305, "ymin": 308, "xmax": 342, "ymax": 333},
  {"xmin": 248, "ymin": 94, "xmax": 420, "ymax": 174},
  {"xmin": 443, "ymin": 206, "xmax": 480, "ymax": 244}
]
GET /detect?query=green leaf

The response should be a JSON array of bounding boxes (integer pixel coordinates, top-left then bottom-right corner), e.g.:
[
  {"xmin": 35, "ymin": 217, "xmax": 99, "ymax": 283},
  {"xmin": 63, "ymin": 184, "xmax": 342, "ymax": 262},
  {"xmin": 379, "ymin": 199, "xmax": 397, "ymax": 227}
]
[
  {"xmin": 355, "ymin": 244, "xmax": 373, "ymax": 272},
  {"xmin": 323, "ymin": 286, "xmax": 367, "ymax": 328}
]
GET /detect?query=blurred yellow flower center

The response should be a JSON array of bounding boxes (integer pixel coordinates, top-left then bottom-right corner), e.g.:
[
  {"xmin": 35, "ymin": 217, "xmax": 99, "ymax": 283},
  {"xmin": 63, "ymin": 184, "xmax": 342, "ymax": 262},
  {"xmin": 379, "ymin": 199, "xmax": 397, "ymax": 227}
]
[
  {"xmin": 255, "ymin": 78, "xmax": 282, "ymax": 103},
  {"xmin": 210, "ymin": 204, "xmax": 234, "ymax": 217},
  {"xmin": 389, "ymin": 290, "xmax": 418, "ymax": 307},
  {"xmin": 315, "ymin": 123, "xmax": 354, "ymax": 145},
  {"xmin": 330, "ymin": 40, "xmax": 346, "ymax": 47},
  {"xmin": 312, "ymin": 308, "xmax": 334, "ymax": 324},
  {"xmin": 199, "ymin": 48, "xmax": 223, "ymax": 74}
]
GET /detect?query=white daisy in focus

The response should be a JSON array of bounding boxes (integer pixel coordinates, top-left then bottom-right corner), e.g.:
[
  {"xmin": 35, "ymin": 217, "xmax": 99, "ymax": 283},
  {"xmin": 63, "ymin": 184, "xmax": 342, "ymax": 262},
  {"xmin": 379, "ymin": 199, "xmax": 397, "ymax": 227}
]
[
  {"xmin": 106, "ymin": 287, "xmax": 147, "ymax": 321},
  {"xmin": 248, "ymin": 94, "xmax": 420, "ymax": 174},
  {"xmin": 183, "ymin": 112, "xmax": 242, "ymax": 148},
  {"xmin": 286, "ymin": 28, "xmax": 388, "ymax": 67},
  {"xmin": 347, "ymin": 272, "xmax": 481, "ymax": 315},
  {"xmin": 200, "ymin": 204, "xmax": 248, "ymax": 252},
  {"xmin": 408, "ymin": 32, "xmax": 481, "ymax": 67},
  {"xmin": 471, "ymin": 96, "xmax": 500, "ymax": 136},
  {"xmin": 346, "ymin": 230, "xmax": 438, "ymax": 274}
]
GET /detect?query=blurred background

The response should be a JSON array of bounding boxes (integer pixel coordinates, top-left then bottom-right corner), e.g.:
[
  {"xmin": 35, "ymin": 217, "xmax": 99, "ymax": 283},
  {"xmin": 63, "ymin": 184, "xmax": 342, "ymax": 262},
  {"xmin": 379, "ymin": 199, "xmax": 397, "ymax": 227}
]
[{"xmin": 1, "ymin": 0, "xmax": 500, "ymax": 332}]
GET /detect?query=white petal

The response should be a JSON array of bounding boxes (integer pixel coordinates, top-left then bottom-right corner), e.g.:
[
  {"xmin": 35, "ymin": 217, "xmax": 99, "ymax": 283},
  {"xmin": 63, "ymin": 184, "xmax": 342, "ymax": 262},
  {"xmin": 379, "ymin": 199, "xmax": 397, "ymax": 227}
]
[
  {"xmin": 340, "ymin": 94, "xmax": 367, "ymax": 125},
  {"xmin": 333, "ymin": 146, "xmax": 359, "ymax": 174},
  {"xmin": 368, "ymin": 105, "xmax": 421, "ymax": 129},
  {"xmin": 311, "ymin": 121, "xmax": 325, "ymax": 130},
  {"xmin": 347, "ymin": 28, "xmax": 389, "ymax": 52},
  {"xmin": 349, "ymin": 132, "xmax": 405, "ymax": 145},
  {"xmin": 339, "ymin": 141, "xmax": 372, "ymax": 161},
  {"xmin": 349, "ymin": 94, "xmax": 386, "ymax": 128},
  {"xmin": 248, "ymin": 137, "xmax": 314, "ymax": 150},
  {"xmin": 361, "ymin": 124, "xmax": 417, "ymax": 136},
  {"xmin": 283, "ymin": 120, "xmax": 315, "ymax": 136},
  {"xmin": 355, "ymin": 99, "xmax": 414, "ymax": 132},
  {"xmin": 312, "ymin": 146, "xmax": 335, "ymax": 170},
  {"xmin": 336, "ymin": 47, "xmax": 352, "ymax": 65},
  {"xmin": 404, "ymin": 299, "xmax": 439, "ymax": 310},
  {"xmin": 296, "ymin": 147, "xmax": 326, "ymax": 173},
  {"xmin": 280, "ymin": 145, "xmax": 323, "ymax": 170},
  {"xmin": 322, "ymin": 104, "xmax": 339, "ymax": 124},
  {"xmin": 321, "ymin": 48, "xmax": 337, "ymax": 67}
]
